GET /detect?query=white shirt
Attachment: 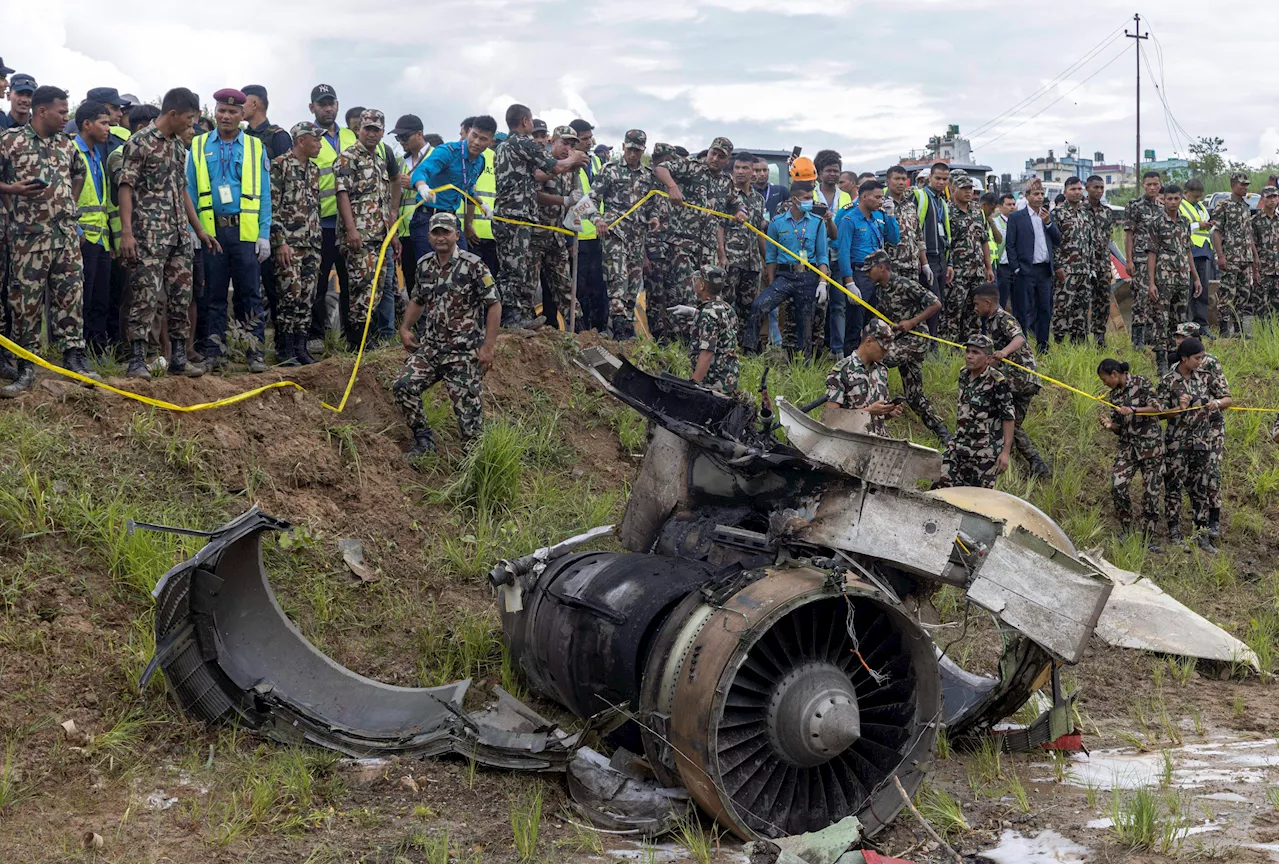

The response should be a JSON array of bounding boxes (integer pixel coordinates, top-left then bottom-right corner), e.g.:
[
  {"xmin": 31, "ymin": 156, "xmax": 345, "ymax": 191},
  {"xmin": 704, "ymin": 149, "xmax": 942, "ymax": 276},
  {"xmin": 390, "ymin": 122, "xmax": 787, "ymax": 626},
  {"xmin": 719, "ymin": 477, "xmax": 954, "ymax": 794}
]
[
  {"xmin": 1028, "ymin": 207, "xmax": 1049, "ymax": 264},
  {"xmin": 993, "ymin": 212, "xmax": 1009, "ymax": 264}
]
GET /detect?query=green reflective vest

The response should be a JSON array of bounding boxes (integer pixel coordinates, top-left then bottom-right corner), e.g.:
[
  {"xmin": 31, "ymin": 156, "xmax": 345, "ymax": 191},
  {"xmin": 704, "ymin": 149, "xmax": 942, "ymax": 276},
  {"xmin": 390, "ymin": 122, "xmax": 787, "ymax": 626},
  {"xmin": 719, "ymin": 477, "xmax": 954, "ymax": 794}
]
[
  {"xmin": 315, "ymin": 127, "xmax": 356, "ymax": 219},
  {"xmin": 398, "ymin": 145, "xmax": 432, "ymax": 238},
  {"xmin": 1180, "ymin": 199, "xmax": 1212, "ymax": 249},
  {"xmin": 577, "ymin": 153, "xmax": 603, "ymax": 240},
  {"xmin": 916, "ymin": 187, "xmax": 951, "ymax": 245},
  {"xmin": 106, "ymin": 129, "xmax": 130, "ymax": 246},
  {"xmin": 456, "ymin": 148, "xmax": 495, "ymax": 240},
  {"xmin": 191, "ymin": 132, "xmax": 263, "ymax": 242},
  {"xmin": 75, "ymin": 149, "xmax": 110, "ymax": 249}
]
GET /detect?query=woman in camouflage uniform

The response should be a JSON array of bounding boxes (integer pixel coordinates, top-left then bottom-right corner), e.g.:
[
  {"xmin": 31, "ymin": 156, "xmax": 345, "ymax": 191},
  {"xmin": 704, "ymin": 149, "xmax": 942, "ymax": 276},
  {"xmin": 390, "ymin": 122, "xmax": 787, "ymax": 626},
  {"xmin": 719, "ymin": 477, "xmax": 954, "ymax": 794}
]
[{"xmin": 1097, "ymin": 359, "xmax": 1164, "ymax": 551}]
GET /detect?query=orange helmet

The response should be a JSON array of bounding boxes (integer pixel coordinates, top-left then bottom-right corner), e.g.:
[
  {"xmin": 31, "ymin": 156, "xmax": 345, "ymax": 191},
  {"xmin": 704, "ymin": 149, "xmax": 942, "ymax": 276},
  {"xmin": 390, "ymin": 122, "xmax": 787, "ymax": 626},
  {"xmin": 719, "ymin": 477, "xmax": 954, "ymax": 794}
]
[{"xmin": 789, "ymin": 156, "xmax": 817, "ymax": 183}]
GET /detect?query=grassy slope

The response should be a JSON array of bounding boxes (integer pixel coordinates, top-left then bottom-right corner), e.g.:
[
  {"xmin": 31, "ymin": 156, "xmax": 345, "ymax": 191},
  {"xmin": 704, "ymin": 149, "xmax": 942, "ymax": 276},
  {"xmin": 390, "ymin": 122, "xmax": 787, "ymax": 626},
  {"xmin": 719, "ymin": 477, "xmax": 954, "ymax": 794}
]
[{"xmin": 0, "ymin": 320, "xmax": 1275, "ymax": 862}]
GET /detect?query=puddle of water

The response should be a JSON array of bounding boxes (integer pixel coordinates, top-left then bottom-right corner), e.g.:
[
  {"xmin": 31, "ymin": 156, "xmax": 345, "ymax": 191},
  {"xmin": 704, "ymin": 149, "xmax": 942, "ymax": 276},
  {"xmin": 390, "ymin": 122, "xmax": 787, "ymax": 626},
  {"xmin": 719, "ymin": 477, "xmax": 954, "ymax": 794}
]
[
  {"xmin": 1049, "ymin": 738, "xmax": 1277, "ymax": 791},
  {"xmin": 1085, "ymin": 817, "xmax": 1224, "ymax": 839},
  {"xmin": 1198, "ymin": 791, "xmax": 1250, "ymax": 803},
  {"xmin": 605, "ymin": 844, "xmax": 748, "ymax": 863},
  {"xmin": 980, "ymin": 829, "xmax": 1090, "ymax": 863}
]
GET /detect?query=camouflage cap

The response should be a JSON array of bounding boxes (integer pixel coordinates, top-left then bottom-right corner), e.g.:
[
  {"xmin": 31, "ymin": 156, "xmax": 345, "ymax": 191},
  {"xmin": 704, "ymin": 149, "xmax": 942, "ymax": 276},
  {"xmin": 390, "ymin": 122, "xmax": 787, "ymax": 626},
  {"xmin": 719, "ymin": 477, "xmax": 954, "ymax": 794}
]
[
  {"xmin": 861, "ymin": 249, "xmax": 891, "ymax": 271},
  {"xmin": 952, "ymin": 174, "xmax": 975, "ymax": 189},
  {"xmin": 428, "ymin": 211, "xmax": 458, "ymax": 232},
  {"xmin": 966, "ymin": 334, "xmax": 995, "ymax": 353},
  {"xmin": 651, "ymin": 142, "xmax": 677, "ymax": 163},
  {"xmin": 553, "ymin": 125, "xmax": 579, "ymax": 141},
  {"xmin": 623, "ymin": 129, "xmax": 647, "ymax": 150},
  {"xmin": 864, "ymin": 318, "xmax": 895, "ymax": 349},
  {"xmin": 708, "ymin": 136, "xmax": 734, "ymax": 155},
  {"xmin": 1262, "ymin": 185, "xmax": 1279, "ymax": 197},
  {"xmin": 1174, "ymin": 322, "xmax": 1204, "ymax": 338},
  {"xmin": 698, "ymin": 265, "xmax": 726, "ymax": 290},
  {"xmin": 290, "ymin": 121, "xmax": 323, "ymax": 139},
  {"xmin": 359, "ymin": 109, "xmax": 385, "ymax": 130},
  {"xmin": 1230, "ymin": 171, "xmax": 1251, "ymax": 185}
]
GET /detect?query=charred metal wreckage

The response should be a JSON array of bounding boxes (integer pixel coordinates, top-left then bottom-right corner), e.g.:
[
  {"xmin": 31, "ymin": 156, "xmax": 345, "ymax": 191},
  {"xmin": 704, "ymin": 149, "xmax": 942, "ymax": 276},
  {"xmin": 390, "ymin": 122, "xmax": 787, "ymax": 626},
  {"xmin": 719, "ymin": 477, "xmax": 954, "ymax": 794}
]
[{"xmin": 143, "ymin": 346, "xmax": 1261, "ymax": 845}]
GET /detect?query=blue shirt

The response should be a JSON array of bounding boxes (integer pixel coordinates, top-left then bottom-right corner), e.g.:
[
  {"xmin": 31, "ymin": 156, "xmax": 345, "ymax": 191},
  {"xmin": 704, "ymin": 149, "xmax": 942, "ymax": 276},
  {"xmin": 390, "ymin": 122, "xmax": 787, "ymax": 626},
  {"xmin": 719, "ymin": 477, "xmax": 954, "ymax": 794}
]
[
  {"xmin": 410, "ymin": 139, "xmax": 485, "ymax": 214},
  {"xmin": 836, "ymin": 206, "xmax": 900, "ymax": 280},
  {"xmin": 74, "ymin": 135, "xmax": 105, "ymax": 201},
  {"xmin": 766, "ymin": 209, "xmax": 828, "ymax": 266},
  {"xmin": 184, "ymin": 130, "xmax": 272, "ymax": 240}
]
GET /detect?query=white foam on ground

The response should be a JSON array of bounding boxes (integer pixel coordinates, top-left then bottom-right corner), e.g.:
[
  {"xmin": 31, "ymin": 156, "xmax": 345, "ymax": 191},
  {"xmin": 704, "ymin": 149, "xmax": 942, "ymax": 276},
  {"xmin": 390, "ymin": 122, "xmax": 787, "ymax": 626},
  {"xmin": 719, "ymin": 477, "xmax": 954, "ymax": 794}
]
[
  {"xmin": 981, "ymin": 829, "xmax": 1090, "ymax": 863},
  {"xmin": 1058, "ymin": 738, "xmax": 1277, "ymax": 791}
]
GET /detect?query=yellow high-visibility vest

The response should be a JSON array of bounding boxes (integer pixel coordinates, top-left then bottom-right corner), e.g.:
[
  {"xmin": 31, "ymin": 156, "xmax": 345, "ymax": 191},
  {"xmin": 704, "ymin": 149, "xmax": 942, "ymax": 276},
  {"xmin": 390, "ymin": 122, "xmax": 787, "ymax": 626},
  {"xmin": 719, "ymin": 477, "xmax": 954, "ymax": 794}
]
[
  {"xmin": 457, "ymin": 148, "xmax": 495, "ymax": 240},
  {"xmin": 191, "ymin": 132, "xmax": 263, "ymax": 242},
  {"xmin": 105, "ymin": 129, "xmax": 129, "ymax": 246},
  {"xmin": 916, "ymin": 187, "xmax": 951, "ymax": 244},
  {"xmin": 398, "ymin": 145, "xmax": 432, "ymax": 238},
  {"xmin": 315, "ymin": 127, "xmax": 357, "ymax": 219},
  {"xmin": 1180, "ymin": 199, "xmax": 1212, "ymax": 249},
  {"xmin": 75, "ymin": 148, "xmax": 110, "ymax": 249},
  {"xmin": 577, "ymin": 153, "xmax": 603, "ymax": 240}
]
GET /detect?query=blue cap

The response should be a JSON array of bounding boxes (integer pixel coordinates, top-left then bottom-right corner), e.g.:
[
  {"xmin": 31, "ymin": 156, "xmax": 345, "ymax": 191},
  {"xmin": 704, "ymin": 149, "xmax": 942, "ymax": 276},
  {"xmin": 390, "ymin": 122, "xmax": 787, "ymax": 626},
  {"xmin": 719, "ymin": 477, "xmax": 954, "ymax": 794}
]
[{"xmin": 10, "ymin": 73, "xmax": 36, "ymax": 94}]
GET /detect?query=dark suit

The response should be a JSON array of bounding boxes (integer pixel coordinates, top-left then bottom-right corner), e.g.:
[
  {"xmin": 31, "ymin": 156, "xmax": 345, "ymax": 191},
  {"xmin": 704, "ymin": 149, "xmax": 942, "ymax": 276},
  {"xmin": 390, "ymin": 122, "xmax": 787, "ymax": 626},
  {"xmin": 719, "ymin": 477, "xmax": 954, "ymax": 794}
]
[{"xmin": 1005, "ymin": 206, "xmax": 1062, "ymax": 349}]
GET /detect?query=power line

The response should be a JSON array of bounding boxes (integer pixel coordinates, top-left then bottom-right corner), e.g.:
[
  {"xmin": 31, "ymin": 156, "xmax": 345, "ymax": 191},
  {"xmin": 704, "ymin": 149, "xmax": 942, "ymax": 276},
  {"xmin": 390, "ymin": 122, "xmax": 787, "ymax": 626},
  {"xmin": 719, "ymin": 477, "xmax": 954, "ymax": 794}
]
[
  {"xmin": 1140, "ymin": 17, "xmax": 1196, "ymax": 146},
  {"xmin": 965, "ymin": 24, "xmax": 1128, "ymax": 141},
  {"xmin": 1141, "ymin": 44, "xmax": 1185, "ymax": 155},
  {"xmin": 973, "ymin": 42, "xmax": 1132, "ymax": 149}
]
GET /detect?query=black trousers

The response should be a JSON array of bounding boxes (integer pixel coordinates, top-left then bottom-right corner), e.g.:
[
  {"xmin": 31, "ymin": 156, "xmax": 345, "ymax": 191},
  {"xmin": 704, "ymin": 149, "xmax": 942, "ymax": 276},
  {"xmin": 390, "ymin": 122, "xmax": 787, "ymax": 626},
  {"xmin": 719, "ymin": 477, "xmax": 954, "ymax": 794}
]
[
  {"xmin": 1189, "ymin": 255, "xmax": 1211, "ymax": 327},
  {"xmin": 575, "ymin": 238, "xmax": 608, "ymax": 331},
  {"xmin": 311, "ymin": 225, "xmax": 351, "ymax": 341},
  {"xmin": 81, "ymin": 240, "xmax": 113, "ymax": 352},
  {"xmin": 926, "ymin": 252, "xmax": 947, "ymax": 336},
  {"xmin": 260, "ymin": 258, "xmax": 279, "ymax": 335}
]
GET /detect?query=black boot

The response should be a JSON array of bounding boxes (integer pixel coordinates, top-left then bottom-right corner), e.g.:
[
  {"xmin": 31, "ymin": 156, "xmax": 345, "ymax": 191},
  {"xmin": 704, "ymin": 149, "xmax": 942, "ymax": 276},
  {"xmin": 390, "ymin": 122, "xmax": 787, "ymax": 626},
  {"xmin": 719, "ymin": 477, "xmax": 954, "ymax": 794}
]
[
  {"xmin": 126, "ymin": 340, "xmax": 151, "ymax": 380},
  {"xmin": 1154, "ymin": 349, "xmax": 1168, "ymax": 378},
  {"xmin": 246, "ymin": 350, "xmax": 267, "ymax": 374},
  {"xmin": 0, "ymin": 359, "xmax": 34, "ymax": 398},
  {"xmin": 63, "ymin": 348, "xmax": 103, "ymax": 383},
  {"xmin": 406, "ymin": 426, "xmax": 436, "ymax": 460},
  {"xmin": 1131, "ymin": 323, "xmax": 1146, "ymax": 349},
  {"xmin": 170, "ymin": 341, "xmax": 205, "ymax": 378},
  {"xmin": 293, "ymin": 332, "xmax": 317, "ymax": 365},
  {"xmin": 275, "ymin": 328, "xmax": 299, "ymax": 367},
  {"xmin": 1195, "ymin": 524, "xmax": 1217, "ymax": 554},
  {"xmin": 611, "ymin": 316, "xmax": 635, "ymax": 341},
  {"xmin": 0, "ymin": 350, "xmax": 17, "ymax": 381},
  {"xmin": 1207, "ymin": 508, "xmax": 1221, "ymax": 539}
]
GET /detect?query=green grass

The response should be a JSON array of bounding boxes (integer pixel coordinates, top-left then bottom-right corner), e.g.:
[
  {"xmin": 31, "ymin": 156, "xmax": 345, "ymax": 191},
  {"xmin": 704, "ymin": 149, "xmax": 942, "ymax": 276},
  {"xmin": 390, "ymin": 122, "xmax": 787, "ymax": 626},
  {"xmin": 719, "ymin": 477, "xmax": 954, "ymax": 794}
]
[
  {"xmin": 510, "ymin": 785, "xmax": 543, "ymax": 862},
  {"xmin": 1106, "ymin": 787, "xmax": 1191, "ymax": 854},
  {"xmin": 674, "ymin": 812, "xmax": 717, "ymax": 864},
  {"xmin": 914, "ymin": 781, "xmax": 970, "ymax": 838}
]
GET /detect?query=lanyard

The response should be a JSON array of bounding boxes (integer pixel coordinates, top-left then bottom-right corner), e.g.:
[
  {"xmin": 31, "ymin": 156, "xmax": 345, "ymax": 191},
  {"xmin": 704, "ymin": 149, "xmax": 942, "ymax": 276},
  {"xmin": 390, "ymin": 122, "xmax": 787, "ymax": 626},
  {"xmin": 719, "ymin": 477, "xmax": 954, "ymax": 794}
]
[
  {"xmin": 217, "ymin": 136, "xmax": 237, "ymax": 180},
  {"xmin": 788, "ymin": 213, "xmax": 809, "ymax": 255},
  {"xmin": 858, "ymin": 209, "xmax": 883, "ymax": 249},
  {"xmin": 459, "ymin": 143, "xmax": 471, "ymax": 189}
]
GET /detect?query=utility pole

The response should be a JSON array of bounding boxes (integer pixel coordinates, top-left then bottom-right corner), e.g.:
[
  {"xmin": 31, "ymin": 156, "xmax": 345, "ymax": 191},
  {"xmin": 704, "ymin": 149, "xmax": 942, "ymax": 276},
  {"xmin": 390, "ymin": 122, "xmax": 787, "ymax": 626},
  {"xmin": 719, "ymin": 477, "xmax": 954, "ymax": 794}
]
[{"xmin": 1126, "ymin": 13, "xmax": 1149, "ymax": 185}]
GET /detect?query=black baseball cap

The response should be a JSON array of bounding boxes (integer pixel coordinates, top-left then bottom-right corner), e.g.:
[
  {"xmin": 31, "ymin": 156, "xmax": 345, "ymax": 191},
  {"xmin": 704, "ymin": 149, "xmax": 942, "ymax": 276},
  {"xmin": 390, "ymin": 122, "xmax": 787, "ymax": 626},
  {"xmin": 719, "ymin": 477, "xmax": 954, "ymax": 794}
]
[
  {"xmin": 87, "ymin": 87, "xmax": 128, "ymax": 106},
  {"xmin": 310, "ymin": 84, "xmax": 336, "ymax": 103},
  {"xmin": 532, "ymin": 118, "xmax": 548, "ymax": 134},
  {"xmin": 392, "ymin": 113, "xmax": 423, "ymax": 137},
  {"xmin": 0, "ymin": 58, "xmax": 14, "ymax": 76}
]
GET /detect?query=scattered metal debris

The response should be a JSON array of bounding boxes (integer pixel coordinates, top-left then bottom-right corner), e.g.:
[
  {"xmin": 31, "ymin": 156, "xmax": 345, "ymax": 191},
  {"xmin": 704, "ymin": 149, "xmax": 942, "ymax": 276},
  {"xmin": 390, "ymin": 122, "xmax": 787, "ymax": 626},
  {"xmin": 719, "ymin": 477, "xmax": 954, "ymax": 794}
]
[{"xmin": 337, "ymin": 537, "xmax": 378, "ymax": 583}]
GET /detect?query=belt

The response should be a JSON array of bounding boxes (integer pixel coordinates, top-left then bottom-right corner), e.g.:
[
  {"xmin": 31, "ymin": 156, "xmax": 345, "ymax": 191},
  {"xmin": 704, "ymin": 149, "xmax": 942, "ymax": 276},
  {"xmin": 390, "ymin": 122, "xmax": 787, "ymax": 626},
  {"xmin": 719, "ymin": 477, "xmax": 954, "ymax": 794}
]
[
  {"xmin": 775, "ymin": 261, "xmax": 809, "ymax": 272},
  {"xmin": 215, "ymin": 214, "xmax": 241, "ymax": 229}
]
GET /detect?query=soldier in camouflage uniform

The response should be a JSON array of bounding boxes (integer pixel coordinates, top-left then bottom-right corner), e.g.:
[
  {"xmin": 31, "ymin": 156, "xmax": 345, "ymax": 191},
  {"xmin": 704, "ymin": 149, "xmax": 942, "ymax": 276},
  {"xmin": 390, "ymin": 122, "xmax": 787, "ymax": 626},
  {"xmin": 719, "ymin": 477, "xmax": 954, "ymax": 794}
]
[
  {"xmin": 939, "ymin": 333, "xmax": 1015, "ymax": 489},
  {"xmin": 1211, "ymin": 172, "xmax": 1260, "ymax": 337},
  {"xmin": 1085, "ymin": 175, "xmax": 1116, "ymax": 346},
  {"xmin": 1250, "ymin": 185, "xmax": 1277, "ymax": 318},
  {"xmin": 335, "ymin": 109, "xmax": 400, "ymax": 348},
  {"xmin": 1097, "ymin": 358, "xmax": 1164, "ymax": 548},
  {"xmin": 117, "ymin": 87, "xmax": 213, "ymax": 380},
  {"xmin": 1049, "ymin": 177, "xmax": 1095, "ymax": 344},
  {"xmin": 591, "ymin": 129, "xmax": 663, "ymax": 339},
  {"xmin": 530, "ymin": 126, "xmax": 579, "ymax": 327},
  {"xmin": 943, "ymin": 175, "xmax": 991, "ymax": 341},
  {"xmin": 1123, "ymin": 172, "xmax": 1164, "ymax": 347},
  {"xmin": 1146, "ymin": 186, "xmax": 1202, "ymax": 376},
  {"xmin": 971, "ymin": 283, "xmax": 1049, "ymax": 477},
  {"xmin": 651, "ymin": 137, "xmax": 744, "ymax": 341},
  {"xmin": 493, "ymin": 104, "xmax": 585, "ymax": 327},
  {"xmin": 393, "ymin": 212, "xmax": 500, "ymax": 458},
  {"xmin": 860, "ymin": 250, "xmax": 949, "ymax": 441},
  {"xmin": 0, "ymin": 85, "xmax": 99, "ymax": 396},
  {"xmin": 269, "ymin": 122, "xmax": 324, "ymax": 366},
  {"xmin": 824, "ymin": 319, "xmax": 900, "ymax": 437},
  {"xmin": 721, "ymin": 152, "xmax": 766, "ymax": 346},
  {"xmin": 1160, "ymin": 336, "xmax": 1228, "ymax": 551},
  {"xmin": 673, "ymin": 265, "xmax": 740, "ymax": 393},
  {"xmin": 1172, "ymin": 323, "xmax": 1230, "ymax": 540},
  {"xmin": 885, "ymin": 165, "xmax": 929, "ymax": 283}
]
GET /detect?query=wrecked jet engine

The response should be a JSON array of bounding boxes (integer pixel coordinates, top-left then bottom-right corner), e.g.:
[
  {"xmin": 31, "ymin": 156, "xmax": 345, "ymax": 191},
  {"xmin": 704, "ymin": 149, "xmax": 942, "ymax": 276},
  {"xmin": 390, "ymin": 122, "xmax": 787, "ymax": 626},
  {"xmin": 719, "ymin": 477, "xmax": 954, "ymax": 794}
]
[{"xmin": 490, "ymin": 346, "xmax": 1115, "ymax": 841}]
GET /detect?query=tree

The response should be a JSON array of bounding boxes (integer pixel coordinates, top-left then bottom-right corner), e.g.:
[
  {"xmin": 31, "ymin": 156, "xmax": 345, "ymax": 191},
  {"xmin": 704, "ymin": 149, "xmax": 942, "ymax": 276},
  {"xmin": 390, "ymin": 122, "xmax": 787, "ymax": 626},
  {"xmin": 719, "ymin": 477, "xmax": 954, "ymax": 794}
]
[{"xmin": 1188, "ymin": 136, "xmax": 1226, "ymax": 179}]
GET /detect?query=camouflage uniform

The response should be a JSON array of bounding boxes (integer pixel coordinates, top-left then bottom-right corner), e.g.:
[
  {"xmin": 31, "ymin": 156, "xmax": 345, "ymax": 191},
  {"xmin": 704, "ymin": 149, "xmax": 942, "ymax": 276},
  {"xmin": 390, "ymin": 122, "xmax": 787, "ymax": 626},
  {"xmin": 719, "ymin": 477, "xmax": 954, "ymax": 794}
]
[
  {"xmin": 0, "ymin": 123, "xmax": 86, "ymax": 351},
  {"xmin": 1159, "ymin": 366, "xmax": 1216, "ymax": 535},
  {"xmin": 945, "ymin": 199, "xmax": 987, "ymax": 341},
  {"xmin": 593, "ymin": 130, "xmax": 663, "ymax": 327},
  {"xmin": 1123, "ymin": 195, "xmax": 1163, "ymax": 334},
  {"xmin": 1197, "ymin": 350, "xmax": 1230, "ymax": 516},
  {"xmin": 651, "ymin": 140, "xmax": 738, "ymax": 340},
  {"xmin": 1148, "ymin": 210, "xmax": 1193, "ymax": 355},
  {"xmin": 940, "ymin": 335, "xmax": 1015, "ymax": 489},
  {"xmin": 269, "ymin": 145, "xmax": 322, "ymax": 334},
  {"xmin": 825, "ymin": 343, "xmax": 891, "ymax": 437},
  {"xmin": 974, "ymin": 306, "xmax": 1043, "ymax": 469},
  {"xmin": 1105, "ymin": 374, "xmax": 1164, "ymax": 537},
  {"xmin": 874, "ymin": 260, "xmax": 947, "ymax": 434},
  {"xmin": 335, "ymin": 113, "xmax": 394, "ymax": 339},
  {"xmin": 885, "ymin": 188, "xmax": 923, "ymax": 277},
  {"xmin": 532, "ymin": 158, "xmax": 575, "ymax": 323},
  {"xmin": 686, "ymin": 289, "xmax": 740, "ymax": 394},
  {"xmin": 1250, "ymin": 197, "xmax": 1278, "ymax": 318},
  {"xmin": 1210, "ymin": 184, "xmax": 1256, "ymax": 332},
  {"xmin": 1087, "ymin": 200, "xmax": 1117, "ymax": 343},
  {"xmin": 118, "ymin": 122, "xmax": 194, "ymax": 344},
  {"xmin": 723, "ymin": 185, "xmax": 765, "ymax": 344},
  {"xmin": 1049, "ymin": 199, "xmax": 1094, "ymax": 343},
  {"xmin": 392, "ymin": 241, "xmax": 499, "ymax": 443},
  {"xmin": 493, "ymin": 131, "xmax": 557, "ymax": 322}
]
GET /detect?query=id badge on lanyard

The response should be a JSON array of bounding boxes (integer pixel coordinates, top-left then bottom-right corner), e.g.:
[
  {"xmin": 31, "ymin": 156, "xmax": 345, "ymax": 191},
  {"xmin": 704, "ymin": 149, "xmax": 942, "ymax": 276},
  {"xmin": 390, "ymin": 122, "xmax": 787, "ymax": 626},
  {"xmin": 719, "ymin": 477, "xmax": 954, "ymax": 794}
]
[{"xmin": 795, "ymin": 215, "xmax": 808, "ymax": 265}]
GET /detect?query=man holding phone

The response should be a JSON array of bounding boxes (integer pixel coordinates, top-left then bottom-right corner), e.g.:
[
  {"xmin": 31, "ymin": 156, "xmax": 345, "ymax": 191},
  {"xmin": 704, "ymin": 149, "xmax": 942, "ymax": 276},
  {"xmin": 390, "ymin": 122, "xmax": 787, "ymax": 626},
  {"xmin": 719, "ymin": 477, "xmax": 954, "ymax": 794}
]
[
  {"xmin": 824, "ymin": 319, "xmax": 903, "ymax": 437},
  {"xmin": 1004, "ymin": 179, "xmax": 1060, "ymax": 350}
]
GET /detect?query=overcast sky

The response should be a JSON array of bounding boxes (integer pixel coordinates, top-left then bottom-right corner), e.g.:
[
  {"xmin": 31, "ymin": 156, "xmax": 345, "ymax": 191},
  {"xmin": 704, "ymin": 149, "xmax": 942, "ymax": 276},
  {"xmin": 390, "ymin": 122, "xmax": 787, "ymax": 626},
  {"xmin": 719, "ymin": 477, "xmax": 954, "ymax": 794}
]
[{"xmin": 6, "ymin": 0, "xmax": 1277, "ymax": 176}]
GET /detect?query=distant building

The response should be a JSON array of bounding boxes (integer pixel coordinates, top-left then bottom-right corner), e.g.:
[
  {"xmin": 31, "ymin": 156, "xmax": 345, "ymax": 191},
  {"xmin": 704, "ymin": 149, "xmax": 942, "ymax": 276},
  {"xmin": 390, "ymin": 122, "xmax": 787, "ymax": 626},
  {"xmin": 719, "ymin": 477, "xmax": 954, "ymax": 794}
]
[
  {"xmin": 1016, "ymin": 146, "xmax": 1095, "ymax": 199},
  {"xmin": 895, "ymin": 124, "xmax": 993, "ymax": 187},
  {"xmin": 1139, "ymin": 150, "xmax": 1191, "ymax": 177},
  {"xmin": 1093, "ymin": 160, "xmax": 1135, "ymax": 195}
]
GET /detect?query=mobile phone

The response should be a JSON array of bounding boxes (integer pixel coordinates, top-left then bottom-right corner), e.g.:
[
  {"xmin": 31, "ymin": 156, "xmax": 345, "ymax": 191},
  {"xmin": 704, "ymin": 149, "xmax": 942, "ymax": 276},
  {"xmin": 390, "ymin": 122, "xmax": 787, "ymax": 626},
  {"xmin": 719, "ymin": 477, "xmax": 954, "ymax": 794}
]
[
  {"xmin": 27, "ymin": 178, "xmax": 48, "ymax": 189},
  {"xmin": 891, "ymin": 396, "xmax": 907, "ymax": 406},
  {"xmin": 812, "ymin": 203, "xmax": 828, "ymax": 217},
  {"xmin": 791, "ymin": 146, "xmax": 802, "ymax": 159}
]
